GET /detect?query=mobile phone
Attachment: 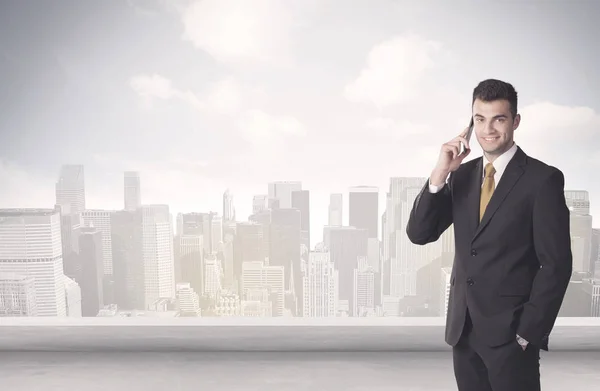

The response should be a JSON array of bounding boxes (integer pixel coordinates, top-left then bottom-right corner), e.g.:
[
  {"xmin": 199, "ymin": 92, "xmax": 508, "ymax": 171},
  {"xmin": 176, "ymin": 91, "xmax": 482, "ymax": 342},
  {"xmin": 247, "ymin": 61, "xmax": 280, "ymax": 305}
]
[{"xmin": 460, "ymin": 118, "xmax": 474, "ymax": 155}]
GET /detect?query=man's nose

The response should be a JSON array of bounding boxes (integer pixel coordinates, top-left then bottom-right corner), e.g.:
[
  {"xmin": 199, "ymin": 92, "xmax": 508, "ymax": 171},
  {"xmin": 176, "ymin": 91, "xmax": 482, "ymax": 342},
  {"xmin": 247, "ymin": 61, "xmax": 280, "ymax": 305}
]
[{"xmin": 484, "ymin": 121, "xmax": 496, "ymax": 133}]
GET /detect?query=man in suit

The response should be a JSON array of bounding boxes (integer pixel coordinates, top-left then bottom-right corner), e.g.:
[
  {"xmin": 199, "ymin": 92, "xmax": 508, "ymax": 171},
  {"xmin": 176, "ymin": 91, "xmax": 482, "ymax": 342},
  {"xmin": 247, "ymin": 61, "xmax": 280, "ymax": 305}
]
[{"xmin": 406, "ymin": 79, "xmax": 572, "ymax": 391}]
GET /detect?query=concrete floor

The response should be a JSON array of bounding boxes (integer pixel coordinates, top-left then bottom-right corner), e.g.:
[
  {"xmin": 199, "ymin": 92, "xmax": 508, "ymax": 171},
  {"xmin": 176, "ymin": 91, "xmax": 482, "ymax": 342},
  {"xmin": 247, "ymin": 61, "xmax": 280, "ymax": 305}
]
[{"xmin": 1, "ymin": 352, "xmax": 599, "ymax": 391}]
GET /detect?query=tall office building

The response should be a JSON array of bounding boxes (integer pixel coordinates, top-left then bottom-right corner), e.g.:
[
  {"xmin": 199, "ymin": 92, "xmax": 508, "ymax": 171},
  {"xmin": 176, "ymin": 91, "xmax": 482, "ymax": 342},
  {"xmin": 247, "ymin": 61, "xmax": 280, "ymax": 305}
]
[
  {"xmin": 204, "ymin": 254, "xmax": 223, "ymax": 298},
  {"xmin": 177, "ymin": 235, "xmax": 204, "ymax": 299},
  {"xmin": 270, "ymin": 208, "xmax": 302, "ymax": 314},
  {"xmin": 178, "ymin": 212, "xmax": 204, "ymax": 237},
  {"xmin": 111, "ymin": 210, "xmax": 144, "ymax": 310},
  {"xmin": 391, "ymin": 186, "xmax": 442, "ymax": 298},
  {"xmin": 223, "ymin": 189, "xmax": 235, "ymax": 222},
  {"xmin": 210, "ymin": 215, "xmax": 223, "ymax": 253},
  {"xmin": 124, "ymin": 171, "xmax": 141, "ymax": 211},
  {"xmin": 81, "ymin": 210, "xmax": 114, "ymax": 276},
  {"xmin": 328, "ymin": 226, "xmax": 369, "ymax": 315},
  {"xmin": 302, "ymin": 249, "xmax": 338, "ymax": 317},
  {"xmin": 0, "ymin": 208, "xmax": 67, "ymax": 316},
  {"xmin": 141, "ymin": 205, "xmax": 176, "ymax": 309},
  {"xmin": 591, "ymin": 229, "xmax": 600, "ymax": 276},
  {"xmin": 55, "ymin": 204, "xmax": 82, "ymax": 281},
  {"xmin": 233, "ymin": 222, "xmax": 267, "ymax": 290},
  {"xmin": 565, "ymin": 190, "xmax": 590, "ymax": 214},
  {"xmin": 78, "ymin": 227, "xmax": 104, "ymax": 316},
  {"xmin": 328, "ymin": 194, "xmax": 343, "ymax": 226},
  {"xmin": 349, "ymin": 186, "xmax": 379, "ymax": 239},
  {"xmin": 353, "ymin": 256, "xmax": 375, "ymax": 316},
  {"xmin": 292, "ymin": 190, "xmax": 310, "ymax": 252},
  {"xmin": 268, "ymin": 181, "xmax": 302, "ymax": 209},
  {"xmin": 176, "ymin": 212, "xmax": 221, "ymax": 255},
  {"xmin": 384, "ymin": 177, "xmax": 435, "ymax": 298},
  {"xmin": 565, "ymin": 190, "xmax": 593, "ymax": 273},
  {"xmin": 64, "ymin": 276, "xmax": 82, "ymax": 317},
  {"xmin": 55, "ymin": 165, "xmax": 86, "ymax": 215}
]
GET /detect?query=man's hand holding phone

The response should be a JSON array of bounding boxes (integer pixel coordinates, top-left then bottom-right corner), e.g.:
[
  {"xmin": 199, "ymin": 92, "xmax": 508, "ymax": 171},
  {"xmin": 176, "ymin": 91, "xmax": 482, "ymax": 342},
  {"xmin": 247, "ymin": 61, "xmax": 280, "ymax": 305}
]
[{"xmin": 430, "ymin": 125, "xmax": 472, "ymax": 187}]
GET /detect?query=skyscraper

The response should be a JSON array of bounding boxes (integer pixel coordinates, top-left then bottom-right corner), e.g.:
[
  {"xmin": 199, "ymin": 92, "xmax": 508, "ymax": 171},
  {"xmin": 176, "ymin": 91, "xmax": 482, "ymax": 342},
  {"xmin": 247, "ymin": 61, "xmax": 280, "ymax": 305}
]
[
  {"xmin": 268, "ymin": 181, "xmax": 302, "ymax": 209},
  {"xmin": 0, "ymin": 208, "xmax": 67, "ymax": 316},
  {"xmin": 223, "ymin": 189, "xmax": 235, "ymax": 222},
  {"xmin": 142, "ymin": 205, "xmax": 176, "ymax": 309},
  {"xmin": 292, "ymin": 190, "xmax": 310, "ymax": 251},
  {"xmin": 565, "ymin": 190, "xmax": 593, "ymax": 273},
  {"xmin": 328, "ymin": 193, "xmax": 343, "ymax": 226},
  {"xmin": 349, "ymin": 186, "xmax": 378, "ymax": 239},
  {"xmin": 124, "ymin": 171, "xmax": 141, "ymax": 211},
  {"xmin": 55, "ymin": 164, "xmax": 85, "ymax": 215},
  {"xmin": 78, "ymin": 227, "xmax": 104, "ymax": 316}
]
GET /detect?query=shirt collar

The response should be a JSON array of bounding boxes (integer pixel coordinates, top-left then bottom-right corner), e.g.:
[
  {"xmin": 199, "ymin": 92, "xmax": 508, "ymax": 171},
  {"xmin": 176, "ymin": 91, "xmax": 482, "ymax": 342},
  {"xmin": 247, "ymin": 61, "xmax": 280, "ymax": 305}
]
[{"xmin": 482, "ymin": 142, "xmax": 518, "ymax": 179}]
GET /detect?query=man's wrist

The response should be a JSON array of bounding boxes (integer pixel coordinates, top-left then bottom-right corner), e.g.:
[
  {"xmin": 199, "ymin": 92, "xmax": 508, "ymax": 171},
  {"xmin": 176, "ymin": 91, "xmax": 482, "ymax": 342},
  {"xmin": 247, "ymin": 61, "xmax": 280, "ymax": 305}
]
[{"xmin": 430, "ymin": 169, "xmax": 449, "ymax": 187}]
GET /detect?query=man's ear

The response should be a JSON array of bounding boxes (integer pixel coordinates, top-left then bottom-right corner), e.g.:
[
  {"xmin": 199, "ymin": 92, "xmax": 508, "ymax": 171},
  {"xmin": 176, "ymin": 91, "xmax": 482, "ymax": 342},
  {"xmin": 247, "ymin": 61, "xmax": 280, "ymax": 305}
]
[{"xmin": 513, "ymin": 113, "xmax": 521, "ymax": 130}]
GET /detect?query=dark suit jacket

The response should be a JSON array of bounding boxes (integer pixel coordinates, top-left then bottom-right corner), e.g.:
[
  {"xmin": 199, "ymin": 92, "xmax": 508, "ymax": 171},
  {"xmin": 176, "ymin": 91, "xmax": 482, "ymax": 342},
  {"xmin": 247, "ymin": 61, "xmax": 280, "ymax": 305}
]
[{"xmin": 406, "ymin": 146, "xmax": 572, "ymax": 351}]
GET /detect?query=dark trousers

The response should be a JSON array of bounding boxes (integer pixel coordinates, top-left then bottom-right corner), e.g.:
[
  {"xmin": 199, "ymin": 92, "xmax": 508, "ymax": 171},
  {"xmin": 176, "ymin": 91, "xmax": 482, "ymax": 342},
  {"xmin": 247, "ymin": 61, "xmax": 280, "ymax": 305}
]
[{"xmin": 452, "ymin": 310, "xmax": 541, "ymax": 391}]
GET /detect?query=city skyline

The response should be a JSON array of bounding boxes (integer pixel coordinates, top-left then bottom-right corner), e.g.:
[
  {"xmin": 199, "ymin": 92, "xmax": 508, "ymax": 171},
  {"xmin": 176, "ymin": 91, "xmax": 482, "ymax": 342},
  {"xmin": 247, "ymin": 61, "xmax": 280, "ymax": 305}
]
[
  {"xmin": 2, "ymin": 162, "xmax": 599, "ymax": 248},
  {"xmin": 1, "ymin": 162, "xmax": 599, "ymax": 319}
]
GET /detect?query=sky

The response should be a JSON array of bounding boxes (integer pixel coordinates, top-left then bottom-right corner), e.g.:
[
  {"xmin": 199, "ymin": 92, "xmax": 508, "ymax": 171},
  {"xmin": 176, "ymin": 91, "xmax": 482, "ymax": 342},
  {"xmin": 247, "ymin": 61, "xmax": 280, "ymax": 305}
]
[{"xmin": 1, "ymin": 0, "xmax": 599, "ymax": 245}]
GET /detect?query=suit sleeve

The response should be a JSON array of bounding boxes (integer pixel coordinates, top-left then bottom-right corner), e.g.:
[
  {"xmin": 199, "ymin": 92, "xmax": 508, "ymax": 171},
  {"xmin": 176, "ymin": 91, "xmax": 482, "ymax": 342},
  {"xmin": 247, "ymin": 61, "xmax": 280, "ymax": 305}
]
[
  {"xmin": 405, "ymin": 175, "xmax": 454, "ymax": 245},
  {"xmin": 517, "ymin": 169, "xmax": 573, "ymax": 347}
]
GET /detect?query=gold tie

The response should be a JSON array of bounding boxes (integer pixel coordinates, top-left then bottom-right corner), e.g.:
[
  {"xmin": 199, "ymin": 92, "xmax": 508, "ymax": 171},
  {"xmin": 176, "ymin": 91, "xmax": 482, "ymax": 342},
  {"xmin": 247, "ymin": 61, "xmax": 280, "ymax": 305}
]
[{"xmin": 480, "ymin": 163, "xmax": 496, "ymax": 221}]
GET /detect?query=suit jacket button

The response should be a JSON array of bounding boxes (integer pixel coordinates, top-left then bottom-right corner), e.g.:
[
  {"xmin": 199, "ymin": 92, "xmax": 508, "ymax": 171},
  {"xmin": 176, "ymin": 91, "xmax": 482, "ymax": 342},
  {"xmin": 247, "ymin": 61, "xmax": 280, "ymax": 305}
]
[
  {"xmin": 471, "ymin": 249, "xmax": 477, "ymax": 256},
  {"xmin": 467, "ymin": 278, "xmax": 474, "ymax": 286}
]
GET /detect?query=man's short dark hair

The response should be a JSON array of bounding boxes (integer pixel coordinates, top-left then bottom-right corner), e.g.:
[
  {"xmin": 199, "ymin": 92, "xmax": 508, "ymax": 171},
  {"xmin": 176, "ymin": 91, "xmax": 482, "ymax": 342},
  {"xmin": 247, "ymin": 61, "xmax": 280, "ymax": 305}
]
[{"xmin": 472, "ymin": 79, "xmax": 518, "ymax": 118}]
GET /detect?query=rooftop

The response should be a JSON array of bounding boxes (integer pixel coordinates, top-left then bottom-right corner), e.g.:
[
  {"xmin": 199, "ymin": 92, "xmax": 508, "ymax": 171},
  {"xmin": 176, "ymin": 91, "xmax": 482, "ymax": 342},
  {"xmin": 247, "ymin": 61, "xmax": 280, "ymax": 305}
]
[
  {"xmin": 2, "ymin": 317, "xmax": 598, "ymax": 390},
  {"xmin": 1, "ymin": 316, "xmax": 599, "ymax": 352},
  {"xmin": 0, "ymin": 208, "xmax": 58, "ymax": 216}
]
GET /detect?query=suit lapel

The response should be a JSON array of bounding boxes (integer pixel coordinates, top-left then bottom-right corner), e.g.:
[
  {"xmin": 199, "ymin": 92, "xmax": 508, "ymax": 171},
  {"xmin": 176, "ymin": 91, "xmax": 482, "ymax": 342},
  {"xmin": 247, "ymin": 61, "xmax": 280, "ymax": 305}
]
[{"xmin": 471, "ymin": 147, "xmax": 527, "ymax": 242}]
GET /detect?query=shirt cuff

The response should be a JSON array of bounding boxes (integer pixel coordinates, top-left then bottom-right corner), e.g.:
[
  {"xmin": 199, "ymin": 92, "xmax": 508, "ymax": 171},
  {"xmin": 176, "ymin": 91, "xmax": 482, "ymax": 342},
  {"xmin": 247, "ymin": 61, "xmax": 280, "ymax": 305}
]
[
  {"xmin": 428, "ymin": 179, "xmax": 444, "ymax": 194},
  {"xmin": 516, "ymin": 334, "xmax": 529, "ymax": 346}
]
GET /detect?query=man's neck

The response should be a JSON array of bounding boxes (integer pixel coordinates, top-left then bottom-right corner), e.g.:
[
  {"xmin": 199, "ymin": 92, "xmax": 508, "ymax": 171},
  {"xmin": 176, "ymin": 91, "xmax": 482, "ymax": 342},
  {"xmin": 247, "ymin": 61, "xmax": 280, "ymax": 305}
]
[{"xmin": 483, "ymin": 141, "xmax": 514, "ymax": 163}]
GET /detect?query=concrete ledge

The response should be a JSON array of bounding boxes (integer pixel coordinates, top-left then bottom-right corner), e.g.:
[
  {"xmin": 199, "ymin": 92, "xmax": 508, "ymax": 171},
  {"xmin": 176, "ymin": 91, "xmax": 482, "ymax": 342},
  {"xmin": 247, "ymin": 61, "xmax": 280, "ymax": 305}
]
[{"xmin": 1, "ymin": 317, "xmax": 599, "ymax": 352}]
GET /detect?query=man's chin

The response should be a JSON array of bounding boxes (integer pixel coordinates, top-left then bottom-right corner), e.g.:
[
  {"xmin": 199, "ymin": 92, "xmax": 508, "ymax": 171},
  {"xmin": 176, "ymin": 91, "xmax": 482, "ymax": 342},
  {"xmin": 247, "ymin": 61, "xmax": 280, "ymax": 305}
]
[{"xmin": 482, "ymin": 145, "xmax": 508, "ymax": 156}]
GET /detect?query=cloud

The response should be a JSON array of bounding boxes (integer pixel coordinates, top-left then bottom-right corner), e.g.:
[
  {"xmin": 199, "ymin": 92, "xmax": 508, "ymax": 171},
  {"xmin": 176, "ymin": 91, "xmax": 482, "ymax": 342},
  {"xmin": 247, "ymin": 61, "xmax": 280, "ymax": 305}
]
[
  {"xmin": 366, "ymin": 118, "xmax": 433, "ymax": 140},
  {"xmin": 130, "ymin": 74, "xmax": 177, "ymax": 104},
  {"xmin": 518, "ymin": 101, "xmax": 599, "ymax": 139},
  {"xmin": 179, "ymin": 0, "xmax": 293, "ymax": 64},
  {"xmin": 92, "ymin": 154, "xmax": 209, "ymax": 174},
  {"xmin": 455, "ymin": 101, "xmax": 600, "ymax": 172},
  {"xmin": 129, "ymin": 73, "xmax": 203, "ymax": 110},
  {"xmin": 129, "ymin": 73, "xmax": 269, "ymax": 116},
  {"xmin": 129, "ymin": 73, "xmax": 306, "ymax": 148},
  {"xmin": 511, "ymin": 102, "xmax": 600, "ymax": 159},
  {"xmin": 237, "ymin": 109, "xmax": 307, "ymax": 148},
  {"xmin": 344, "ymin": 33, "xmax": 444, "ymax": 109},
  {"xmin": 205, "ymin": 77, "xmax": 244, "ymax": 115}
]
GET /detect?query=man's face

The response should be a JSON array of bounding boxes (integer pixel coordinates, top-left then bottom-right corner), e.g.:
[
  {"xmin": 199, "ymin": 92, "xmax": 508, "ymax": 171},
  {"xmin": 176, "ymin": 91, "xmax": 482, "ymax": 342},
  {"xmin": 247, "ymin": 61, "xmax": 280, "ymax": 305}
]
[{"xmin": 472, "ymin": 98, "xmax": 520, "ymax": 158}]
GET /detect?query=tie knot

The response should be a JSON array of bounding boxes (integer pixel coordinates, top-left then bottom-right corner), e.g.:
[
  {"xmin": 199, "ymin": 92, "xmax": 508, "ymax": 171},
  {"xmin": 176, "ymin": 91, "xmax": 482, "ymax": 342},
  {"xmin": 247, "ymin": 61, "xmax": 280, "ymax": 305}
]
[{"xmin": 484, "ymin": 163, "xmax": 496, "ymax": 178}]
